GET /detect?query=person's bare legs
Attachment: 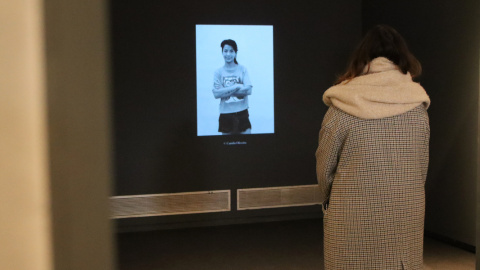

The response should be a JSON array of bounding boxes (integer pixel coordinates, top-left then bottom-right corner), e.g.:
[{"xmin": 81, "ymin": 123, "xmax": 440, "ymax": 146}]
[
  {"xmin": 240, "ymin": 128, "xmax": 251, "ymax": 134},
  {"xmin": 222, "ymin": 128, "xmax": 251, "ymax": 135}
]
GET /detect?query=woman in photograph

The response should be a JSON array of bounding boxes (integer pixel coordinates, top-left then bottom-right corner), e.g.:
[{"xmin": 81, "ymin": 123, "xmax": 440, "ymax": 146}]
[
  {"xmin": 212, "ymin": 39, "xmax": 253, "ymax": 135},
  {"xmin": 316, "ymin": 25, "xmax": 430, "ymax": 269}
]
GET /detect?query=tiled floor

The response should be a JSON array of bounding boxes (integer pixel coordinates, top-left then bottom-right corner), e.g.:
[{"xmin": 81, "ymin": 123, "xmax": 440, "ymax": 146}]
[{"xmin": 117, "ymin": 219, "xmax": 475, "ymax": 270}]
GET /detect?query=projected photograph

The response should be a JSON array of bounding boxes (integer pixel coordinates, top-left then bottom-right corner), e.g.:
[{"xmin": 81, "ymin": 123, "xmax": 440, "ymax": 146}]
[{"xmin": 196, "ymin": 25, "xmax": 274, "ymax": 136}]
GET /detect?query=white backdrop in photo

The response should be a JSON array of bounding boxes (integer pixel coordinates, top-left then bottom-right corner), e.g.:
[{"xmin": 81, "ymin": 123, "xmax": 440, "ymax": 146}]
[{"xmin": 196, "ymin": 25, "xmax": 274, "ymax": 136}]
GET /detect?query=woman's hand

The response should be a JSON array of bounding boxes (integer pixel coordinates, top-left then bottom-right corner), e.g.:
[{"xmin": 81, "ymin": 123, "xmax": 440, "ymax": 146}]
[{"xmin": 233, "ymin": 85, "xmax": 252, "ymax": 97}]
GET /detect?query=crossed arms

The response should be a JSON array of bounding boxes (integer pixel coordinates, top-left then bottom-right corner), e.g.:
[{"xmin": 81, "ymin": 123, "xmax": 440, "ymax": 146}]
[{"xmin": 212, "ymin": 84, "xmax": 252, "ymax": 99}]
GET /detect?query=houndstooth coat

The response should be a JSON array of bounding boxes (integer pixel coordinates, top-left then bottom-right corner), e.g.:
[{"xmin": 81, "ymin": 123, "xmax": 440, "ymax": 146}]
[{"xmin": 316, "ymin": 57, "xmax": 430, "ymax": 269}]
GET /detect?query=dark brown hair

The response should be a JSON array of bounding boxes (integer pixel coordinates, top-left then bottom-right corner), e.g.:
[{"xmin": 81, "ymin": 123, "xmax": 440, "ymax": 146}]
[
  {"xmin": 221, "ymin": 39, "xmax": 238, "ymax": 64},
  {"xmin": 335, "ymin": 25, "xmax": 422, "ymax": 84}
]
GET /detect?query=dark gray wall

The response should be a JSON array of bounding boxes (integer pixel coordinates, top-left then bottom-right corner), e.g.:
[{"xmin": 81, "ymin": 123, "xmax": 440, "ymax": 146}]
[
  {"xmin": 363, "ymin": 0, "xmax": 480, "ymax": 246},
  {"xmin": 110, "ymin": 0, "xmax": 362, "ymax": 230}
]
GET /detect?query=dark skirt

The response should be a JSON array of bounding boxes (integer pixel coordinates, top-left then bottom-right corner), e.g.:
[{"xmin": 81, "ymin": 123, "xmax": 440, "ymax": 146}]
[{"xmin": 218, "ymin": 109, "xmax": 251, "ymax": 134}]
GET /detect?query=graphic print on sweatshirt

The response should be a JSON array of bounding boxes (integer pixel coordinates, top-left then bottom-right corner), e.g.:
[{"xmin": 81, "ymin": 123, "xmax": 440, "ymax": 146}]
[{"xmin": 223, "ymin": 76, "xmax": 244, "ymax": 103}]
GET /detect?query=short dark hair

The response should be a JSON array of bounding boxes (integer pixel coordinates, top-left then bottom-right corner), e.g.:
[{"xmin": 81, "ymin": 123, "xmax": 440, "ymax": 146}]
[
  {"xmin": 336, "ymin": 25, "xmax": 422, "ymax": 84},
  {"xmin": 221, "ymin": 39, "xmax": 238, "ymax": 64}
]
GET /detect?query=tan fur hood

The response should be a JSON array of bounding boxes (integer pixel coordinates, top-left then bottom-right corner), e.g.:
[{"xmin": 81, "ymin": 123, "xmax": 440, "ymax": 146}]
[{"xmin": 323, "ymin": 57, "xmax": 431, "ymax": 119}]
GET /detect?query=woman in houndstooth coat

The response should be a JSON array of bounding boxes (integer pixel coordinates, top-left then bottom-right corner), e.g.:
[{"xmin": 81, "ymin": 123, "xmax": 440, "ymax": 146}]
[{"xmin": 316, "ymin": 25, "xmax": 431, "ymax": 270}]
